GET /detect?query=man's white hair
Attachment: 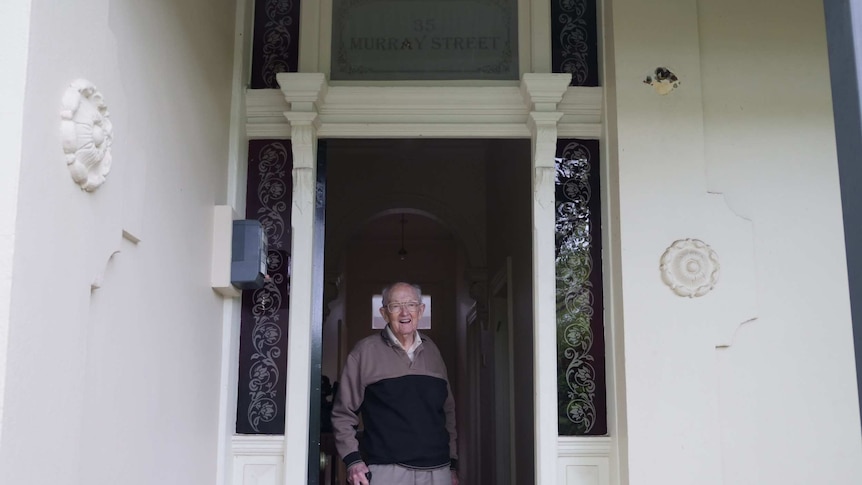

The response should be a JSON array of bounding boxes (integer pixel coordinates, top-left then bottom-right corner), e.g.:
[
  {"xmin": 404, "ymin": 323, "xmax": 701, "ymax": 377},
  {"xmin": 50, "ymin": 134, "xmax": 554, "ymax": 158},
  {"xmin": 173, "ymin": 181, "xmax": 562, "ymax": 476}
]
[{"xmin": 381, "ymin": 282, "xmax": 422, "ymax": 304}]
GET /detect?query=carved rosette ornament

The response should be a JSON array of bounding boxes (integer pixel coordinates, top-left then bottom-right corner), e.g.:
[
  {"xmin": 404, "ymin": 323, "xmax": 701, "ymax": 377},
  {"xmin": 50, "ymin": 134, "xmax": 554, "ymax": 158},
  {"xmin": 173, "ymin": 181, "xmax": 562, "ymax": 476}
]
[
  {"xmin": 660, "ymin": 239, "xmax": 720, "ymax": 297},
  {"xmin": 60, "ymin": 79, "xmax": 113, "ymax": 192}
]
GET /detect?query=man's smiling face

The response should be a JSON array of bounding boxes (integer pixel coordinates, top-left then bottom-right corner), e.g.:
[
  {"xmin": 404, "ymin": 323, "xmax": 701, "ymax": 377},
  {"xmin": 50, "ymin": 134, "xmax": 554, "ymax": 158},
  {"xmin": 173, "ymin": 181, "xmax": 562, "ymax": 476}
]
[{"xmin": 380, "ymin": 283, "xmax": 424, "ymax": 343}]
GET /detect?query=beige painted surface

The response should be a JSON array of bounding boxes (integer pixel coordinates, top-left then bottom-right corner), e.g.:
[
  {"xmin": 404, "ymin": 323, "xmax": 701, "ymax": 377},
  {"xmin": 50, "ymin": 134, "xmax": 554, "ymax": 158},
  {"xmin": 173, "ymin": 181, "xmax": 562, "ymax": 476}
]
[
  {"xmin": 607, "ymin": 0, "xmax": 862, "ymax": 482},
  {"xmin": 5, "ymin": 1, "xmax": 859, "ymax": 484},
  {"xmin": 700, "ymin": 1, "xmax": 862, "ymax": 483},
  {"xmin": 0, "ymin": 1, "xmax": 236, "ymax": 484},
  {"xmin": 0, "ymin": 0, "xmax": 32, "ymax": 448}
]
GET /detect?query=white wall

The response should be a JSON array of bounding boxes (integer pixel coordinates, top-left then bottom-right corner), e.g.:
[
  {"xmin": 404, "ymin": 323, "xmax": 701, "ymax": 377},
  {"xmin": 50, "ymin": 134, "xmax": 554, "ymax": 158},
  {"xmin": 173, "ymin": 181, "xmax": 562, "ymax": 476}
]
[
  {"xmin": 0, "ymin": 1, "xmax": 236, "ymax": 484},
  {"xmin": 607, "ymin": 0, "xmax": 862, "ymax": 482},
  {"xmin": 701, "ymin": 1, "xmax": 862, "ymax": 483},
  {"xmin": 0, "ymin": 0, "xmax": 32, "ymax": 447}
]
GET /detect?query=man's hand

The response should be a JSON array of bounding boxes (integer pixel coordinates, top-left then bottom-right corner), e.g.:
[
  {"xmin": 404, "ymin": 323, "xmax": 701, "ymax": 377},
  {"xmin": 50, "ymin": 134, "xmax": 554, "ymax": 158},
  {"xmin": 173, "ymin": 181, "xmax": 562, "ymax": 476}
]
[
  {"xmin": 347, "ymin": 461, "xmax": 370, "ymax": 485},
  {"xmin": 451, "ymin": 469, "xmax": 459, "ymax": 485}
]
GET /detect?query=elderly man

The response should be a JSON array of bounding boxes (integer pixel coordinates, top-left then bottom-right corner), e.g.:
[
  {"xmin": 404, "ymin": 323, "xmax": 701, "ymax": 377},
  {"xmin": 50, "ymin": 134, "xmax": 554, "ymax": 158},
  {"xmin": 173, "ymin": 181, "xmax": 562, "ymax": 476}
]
[{"xmin": 332, "ymin": 282, "xmax": 459, "ymax": 485}]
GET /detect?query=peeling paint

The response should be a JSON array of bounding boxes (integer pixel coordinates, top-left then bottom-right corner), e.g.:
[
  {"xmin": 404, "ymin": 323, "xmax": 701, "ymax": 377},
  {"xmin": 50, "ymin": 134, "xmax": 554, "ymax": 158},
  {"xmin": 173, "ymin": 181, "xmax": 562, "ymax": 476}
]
[{"xmin": 644, "ymin": 67, "xmax": 681, "ymax": 95}]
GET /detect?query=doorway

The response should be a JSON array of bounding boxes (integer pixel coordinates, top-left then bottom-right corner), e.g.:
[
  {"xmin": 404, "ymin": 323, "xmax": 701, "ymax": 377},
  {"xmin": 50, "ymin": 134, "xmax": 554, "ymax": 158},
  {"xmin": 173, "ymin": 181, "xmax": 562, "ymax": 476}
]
[{"xmin": 315, "ymin": 138, "xmax": 534, "ymax": 485}]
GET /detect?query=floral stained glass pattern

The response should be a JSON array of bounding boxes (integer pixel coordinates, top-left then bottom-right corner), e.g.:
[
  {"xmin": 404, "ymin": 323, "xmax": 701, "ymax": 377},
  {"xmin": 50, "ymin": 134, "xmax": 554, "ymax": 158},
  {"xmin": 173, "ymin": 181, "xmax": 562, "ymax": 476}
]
[
  {"xmin": 250, "ymin": 0, "xmax": 301, "ymax": 89},
  {"xmin": 236, "ymin": 140, "xmax": 293, "ymax": 434},
  {"xmin": 555, "ymin": 139, "xmax": 606, "ymax": 435},
  {"xmin": 551, "ymin": 0, "xmax": 599, "ymax": 86}
]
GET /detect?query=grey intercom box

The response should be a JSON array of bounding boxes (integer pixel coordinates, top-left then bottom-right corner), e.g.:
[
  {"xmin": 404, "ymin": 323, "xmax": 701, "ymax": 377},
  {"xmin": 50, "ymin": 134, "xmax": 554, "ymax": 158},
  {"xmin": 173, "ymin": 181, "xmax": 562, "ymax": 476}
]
[{"xmin": 231, "ymin": 220, "xmax": 268, "ymax": 290}]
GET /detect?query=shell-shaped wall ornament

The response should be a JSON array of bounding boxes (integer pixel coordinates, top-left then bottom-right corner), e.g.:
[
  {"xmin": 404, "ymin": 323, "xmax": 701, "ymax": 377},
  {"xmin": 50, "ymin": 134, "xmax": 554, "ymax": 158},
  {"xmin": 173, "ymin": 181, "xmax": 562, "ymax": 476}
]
[
  {"xmin": 660, "ymin": 238, "xmax": 720, "ymax": 298},
  {"xmin": 60, "ymin": 79, "xmax": 113, "ymax": 192}
]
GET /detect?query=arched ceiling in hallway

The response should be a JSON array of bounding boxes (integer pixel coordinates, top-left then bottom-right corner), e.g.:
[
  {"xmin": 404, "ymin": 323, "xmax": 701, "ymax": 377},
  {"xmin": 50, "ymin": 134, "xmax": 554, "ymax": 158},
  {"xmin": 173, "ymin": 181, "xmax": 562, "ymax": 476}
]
[{"xmin": 323, "ymin": 138, "xmax": 491, "ymax": 275}]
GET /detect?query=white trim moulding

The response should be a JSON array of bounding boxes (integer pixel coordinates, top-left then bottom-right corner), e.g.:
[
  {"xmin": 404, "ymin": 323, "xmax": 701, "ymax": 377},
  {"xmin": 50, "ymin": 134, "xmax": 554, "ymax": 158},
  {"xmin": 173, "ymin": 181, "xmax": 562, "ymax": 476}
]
[
  {"xmin": 557, "ymin": 436, "xmax": 614, "ymax": 457},
  {"xmin": 232, "ymin": 435, "xmax": 285, "ymax": 456},
  {"xmin": 246, "ymin": 84, "xmax": 602, "ymax": 139}
]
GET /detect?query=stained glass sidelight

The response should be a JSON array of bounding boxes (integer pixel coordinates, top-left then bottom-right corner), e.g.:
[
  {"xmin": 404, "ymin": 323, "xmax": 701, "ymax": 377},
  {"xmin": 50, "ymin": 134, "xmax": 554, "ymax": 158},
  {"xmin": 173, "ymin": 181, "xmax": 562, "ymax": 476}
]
[
  {"xmin": 236, "ymin": 140, "xmax": 293, "ymax": 434},
  {"xmin": 250, "ymin": 0, "xmax": 301, "ymax": 89},
  {"xmin": 555, "ymin": 139, "xmax": 606, "ymax": 435},
  {"xmin": 551, "ymin": 0, "xmax": 599, "ymax": 86}
]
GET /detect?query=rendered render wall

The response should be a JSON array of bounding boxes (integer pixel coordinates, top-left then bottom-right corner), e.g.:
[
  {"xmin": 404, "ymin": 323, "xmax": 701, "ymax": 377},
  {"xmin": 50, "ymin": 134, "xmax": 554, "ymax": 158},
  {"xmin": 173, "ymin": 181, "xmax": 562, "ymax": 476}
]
[
  {"xmin": 0, "ymin": 0, "xmax": 31, "ymax": 447},
  {"xmin": 606, "ymin": 0, "xmax": 862, "ymax": 483},
  {"xmin": 0, "ymin": 1, "xmax": 235, "ymax": 484}
]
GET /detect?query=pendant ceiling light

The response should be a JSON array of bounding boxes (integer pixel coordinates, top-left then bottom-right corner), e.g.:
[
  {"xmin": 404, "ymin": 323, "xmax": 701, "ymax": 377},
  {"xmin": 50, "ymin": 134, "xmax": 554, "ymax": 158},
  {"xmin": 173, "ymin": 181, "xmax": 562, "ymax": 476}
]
[{"xmin": 398, "ymin": 214, "xmax": 408, "ymax": 261}]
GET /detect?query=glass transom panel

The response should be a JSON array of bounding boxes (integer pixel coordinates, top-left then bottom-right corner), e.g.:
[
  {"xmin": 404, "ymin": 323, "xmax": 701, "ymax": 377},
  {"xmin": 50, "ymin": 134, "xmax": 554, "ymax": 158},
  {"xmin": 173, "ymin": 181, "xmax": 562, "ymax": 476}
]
[{"xmin": 331, "ymin": 0, "xmax": 519, "ymax": 80}]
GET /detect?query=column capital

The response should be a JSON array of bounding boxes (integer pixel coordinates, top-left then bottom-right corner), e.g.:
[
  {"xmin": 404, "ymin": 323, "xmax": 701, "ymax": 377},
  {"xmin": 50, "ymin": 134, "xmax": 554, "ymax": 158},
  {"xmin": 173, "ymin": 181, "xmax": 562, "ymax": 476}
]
[
  {"xmin": 277, "ymin": 72, "xmax": 328, "ymax": 113},
  {"xmin": 520, "ymin": 73, "xmax": 572, "ymax": 112}
]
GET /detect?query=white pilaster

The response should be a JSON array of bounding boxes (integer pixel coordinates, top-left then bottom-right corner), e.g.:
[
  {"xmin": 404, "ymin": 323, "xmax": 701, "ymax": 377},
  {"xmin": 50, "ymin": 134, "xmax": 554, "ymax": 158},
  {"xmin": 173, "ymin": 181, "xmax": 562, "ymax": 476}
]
[
  {"xmin": 277, "ymin": 72, "xmax": 326, "ymax": 485},
  {"xmin": 522, "ymin": 73, "xmax": 570, "ymax": 485}
]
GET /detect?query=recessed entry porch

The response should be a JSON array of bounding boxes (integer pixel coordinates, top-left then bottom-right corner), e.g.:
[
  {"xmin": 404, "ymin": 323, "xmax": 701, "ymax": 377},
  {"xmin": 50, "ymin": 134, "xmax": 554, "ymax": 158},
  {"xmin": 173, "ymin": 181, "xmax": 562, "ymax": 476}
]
[{"xmin": 226, "ymin": 73, "xmax": 612, "ymax": 485}]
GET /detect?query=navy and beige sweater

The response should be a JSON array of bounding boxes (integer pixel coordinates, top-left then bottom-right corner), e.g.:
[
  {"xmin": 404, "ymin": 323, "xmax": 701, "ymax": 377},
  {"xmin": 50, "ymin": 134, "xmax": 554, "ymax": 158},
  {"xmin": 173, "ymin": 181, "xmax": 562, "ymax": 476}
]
[{"xmin": 331, "ymin": 330, "xmax": 458, "ymax": 470}]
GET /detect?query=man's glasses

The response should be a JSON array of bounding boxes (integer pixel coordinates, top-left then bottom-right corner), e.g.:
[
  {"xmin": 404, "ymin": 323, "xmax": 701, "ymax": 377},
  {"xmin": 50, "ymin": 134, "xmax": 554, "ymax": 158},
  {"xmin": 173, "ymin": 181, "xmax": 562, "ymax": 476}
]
[{"xmin": 385, "ymin": 301, "xmax": 422, "ymax": 313}]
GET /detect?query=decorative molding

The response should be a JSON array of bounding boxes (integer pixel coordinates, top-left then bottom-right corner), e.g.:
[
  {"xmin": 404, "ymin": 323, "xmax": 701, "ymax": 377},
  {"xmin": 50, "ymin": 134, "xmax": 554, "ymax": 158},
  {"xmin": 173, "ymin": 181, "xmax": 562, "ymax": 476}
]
[
  {"xmin": 660, "ymin": 238, "xmax": 720, "ymax": 298},
  {"xmin": 232, "ymin": 435, "xmax": 286, "ymax": 456},
  {"xmin": 61, "ymin": 79, "xmax": 113, "ymax": 192},
  {"xmin": 245, "ymin": 84, "xmax": 602, "ymax": 139},
  {"xmin": 557, "ymin": 436, "xmax": 613, "ymax": 456},
  {"xmin": 321, "ymin": 123, "xmax": 533, "ymax": 139},
  {"xmin": 529, "ymin": 112, "xmax": 563, "ymax": 169},
  {"xmin": 277, "ymin": 72, "xmax": 327, "ymax": 112},
  {"xmin": 558, "ymin": 87, "xmax": 603, "ymax": 124},
  {"xmin": 246, "ymin": 89, "xmax": 291, "ymax": 123},
  {"xmin": 521, "ymin": 73, "xmax": 572, "ymax": 111},
  {"xmin": 288, "ymin": 121, "xmax": 317, "ymax": 169}
]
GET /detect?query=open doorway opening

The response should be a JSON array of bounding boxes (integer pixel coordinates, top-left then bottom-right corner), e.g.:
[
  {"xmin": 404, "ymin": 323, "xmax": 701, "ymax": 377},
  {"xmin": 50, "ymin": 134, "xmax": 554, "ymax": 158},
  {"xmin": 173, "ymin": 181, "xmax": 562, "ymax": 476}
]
[{"xmin": 316, "ymin": 138, "xmax": 535, "ymax": 485}]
